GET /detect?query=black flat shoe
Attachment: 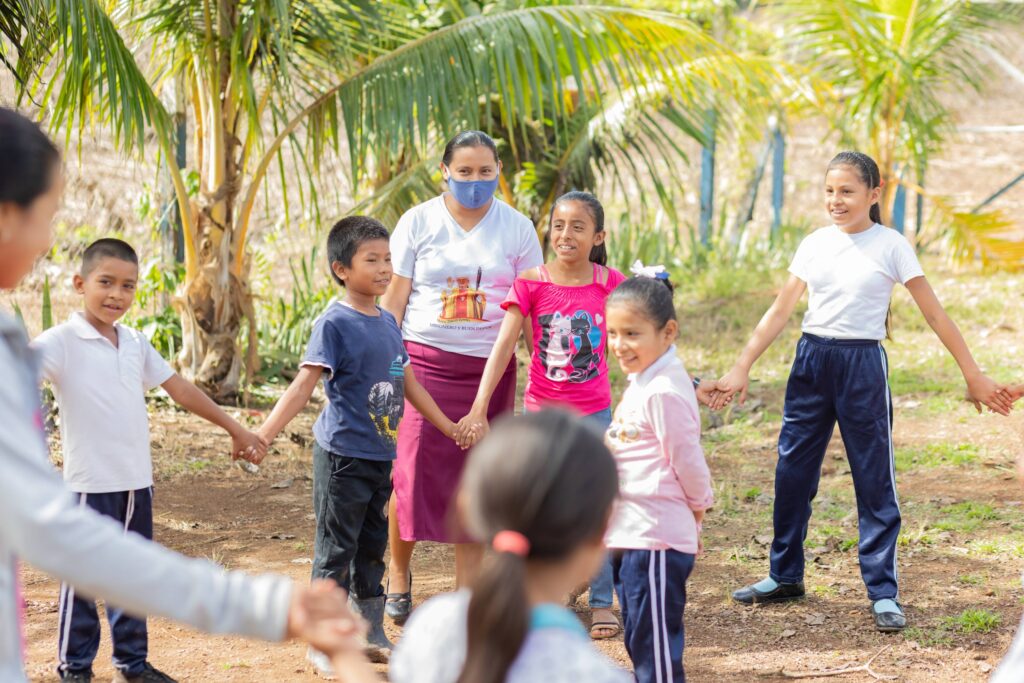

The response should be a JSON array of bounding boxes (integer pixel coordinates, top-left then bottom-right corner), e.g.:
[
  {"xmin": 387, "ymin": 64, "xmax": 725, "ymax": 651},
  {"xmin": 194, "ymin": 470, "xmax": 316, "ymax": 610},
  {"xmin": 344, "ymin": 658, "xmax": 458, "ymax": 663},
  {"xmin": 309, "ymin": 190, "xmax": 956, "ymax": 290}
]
[
  {"xmin": 732, "ymin": 579, "xmax": 805, "ymax": 605},
  {"xmin": 871, "ymin": 601, "xmax": 906, "ymax": 632},
  {"xmin": 385, "ymin": 572, "xmax": 413, "ymax": 624}
]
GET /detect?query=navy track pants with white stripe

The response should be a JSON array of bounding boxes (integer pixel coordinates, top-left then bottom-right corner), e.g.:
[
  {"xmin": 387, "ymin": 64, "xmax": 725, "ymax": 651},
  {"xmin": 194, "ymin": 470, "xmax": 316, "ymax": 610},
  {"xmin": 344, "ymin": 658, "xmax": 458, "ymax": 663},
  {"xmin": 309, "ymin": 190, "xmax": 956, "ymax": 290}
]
[
  {"xmin": 612, "ymin": 548, "xmax": 695, "ymax": 683},
  {"xmin": 770, "ymin": 333, "xmax": 901, "ymax": 600},
  {"xmin": 57, "ymin": 488, "xmax": 152, "ymax": 676}
]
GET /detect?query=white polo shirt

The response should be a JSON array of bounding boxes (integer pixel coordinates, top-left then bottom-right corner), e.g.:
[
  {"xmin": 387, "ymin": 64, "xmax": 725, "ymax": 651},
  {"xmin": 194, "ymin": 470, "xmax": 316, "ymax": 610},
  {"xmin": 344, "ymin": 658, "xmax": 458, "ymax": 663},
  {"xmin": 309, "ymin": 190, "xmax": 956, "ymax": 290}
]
[{"xmin": 32, "ymin": 312, "xmax": 175, "ymax": 493}]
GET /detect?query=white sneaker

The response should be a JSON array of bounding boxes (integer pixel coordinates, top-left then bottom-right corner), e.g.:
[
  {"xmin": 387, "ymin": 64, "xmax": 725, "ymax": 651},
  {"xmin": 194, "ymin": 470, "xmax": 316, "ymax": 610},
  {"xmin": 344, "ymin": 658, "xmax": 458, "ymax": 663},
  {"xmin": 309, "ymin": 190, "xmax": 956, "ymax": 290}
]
[{"xmin": 306, "ymin": 647, "xmax": 336, "ymax": 680}]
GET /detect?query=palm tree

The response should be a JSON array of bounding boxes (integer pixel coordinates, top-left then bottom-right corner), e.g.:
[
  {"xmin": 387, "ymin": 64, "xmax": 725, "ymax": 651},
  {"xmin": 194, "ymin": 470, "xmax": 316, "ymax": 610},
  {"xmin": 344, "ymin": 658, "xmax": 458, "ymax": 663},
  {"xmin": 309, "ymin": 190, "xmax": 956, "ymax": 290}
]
[
  {"xmin": 777, "ymin": 0, "xmax": 1022, "ymax": 266},
  {"xmin": 4, "ymin": 0, "xmax": 767, "ymax": 400}
]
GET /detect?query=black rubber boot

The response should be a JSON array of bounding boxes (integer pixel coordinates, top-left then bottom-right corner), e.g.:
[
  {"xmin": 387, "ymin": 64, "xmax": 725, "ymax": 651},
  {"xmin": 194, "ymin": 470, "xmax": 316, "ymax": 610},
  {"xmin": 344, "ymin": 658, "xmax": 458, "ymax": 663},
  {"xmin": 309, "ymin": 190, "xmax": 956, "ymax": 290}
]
[{"xmin": 350, "ymin": 595, "xmax": 393, "ymax": 663}]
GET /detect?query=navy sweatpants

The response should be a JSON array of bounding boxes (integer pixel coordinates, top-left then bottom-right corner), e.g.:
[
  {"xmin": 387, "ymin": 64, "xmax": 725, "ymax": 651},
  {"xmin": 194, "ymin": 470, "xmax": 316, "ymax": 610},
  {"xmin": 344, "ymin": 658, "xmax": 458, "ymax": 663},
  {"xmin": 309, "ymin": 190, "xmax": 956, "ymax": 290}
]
[
  {"xmin": 612, "ymin": 549, "xmax": 695, "ymax": 683},
  {"xmin": 771, "ymin": 333, "xmax": 900, "ymax": 600},
  {"xmin": 58, "ymin": 488, "xmax": 153, "ymax": 676}
]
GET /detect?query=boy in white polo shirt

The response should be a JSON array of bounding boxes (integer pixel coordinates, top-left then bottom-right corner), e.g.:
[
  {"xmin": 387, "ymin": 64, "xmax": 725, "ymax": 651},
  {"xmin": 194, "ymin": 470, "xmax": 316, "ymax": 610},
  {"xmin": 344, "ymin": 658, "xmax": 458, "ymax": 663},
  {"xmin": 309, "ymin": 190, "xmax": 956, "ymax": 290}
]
[{"xmin": 32, "ymin": 238, "xmax": 266, "ymax": 683}]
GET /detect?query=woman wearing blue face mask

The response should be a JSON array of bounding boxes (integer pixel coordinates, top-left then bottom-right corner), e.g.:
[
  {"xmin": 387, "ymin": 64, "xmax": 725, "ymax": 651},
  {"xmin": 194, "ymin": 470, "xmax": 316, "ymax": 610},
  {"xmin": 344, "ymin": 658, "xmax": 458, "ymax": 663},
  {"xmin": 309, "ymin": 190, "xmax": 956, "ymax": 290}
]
[{"xmin": 381, "ymin": 131, "xmax": 543, "ymax": 622}]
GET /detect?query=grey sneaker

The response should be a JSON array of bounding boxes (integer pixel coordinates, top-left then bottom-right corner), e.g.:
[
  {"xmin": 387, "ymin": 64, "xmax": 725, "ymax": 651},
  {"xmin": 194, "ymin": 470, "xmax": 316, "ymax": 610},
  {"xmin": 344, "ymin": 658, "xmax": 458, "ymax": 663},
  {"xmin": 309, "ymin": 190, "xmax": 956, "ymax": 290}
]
[
  {"xmin": 59, "ymin": 671, "xmax": 93, "ymax": 683},
  {"xmin": 307, "ymin": 646, "xmax": 337, "ymax": 679},
  {"xmin": 112, "ymin": 663, "xmax": 178, "ymax": 683}
]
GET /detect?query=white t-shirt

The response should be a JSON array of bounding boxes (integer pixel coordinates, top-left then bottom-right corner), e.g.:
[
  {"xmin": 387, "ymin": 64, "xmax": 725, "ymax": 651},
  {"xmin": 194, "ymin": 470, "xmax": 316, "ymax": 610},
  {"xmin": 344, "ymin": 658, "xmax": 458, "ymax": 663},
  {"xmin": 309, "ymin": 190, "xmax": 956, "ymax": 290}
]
[
  {"xmin": 391, "ymin": 195, "xmax": 543, "ymax": 358},
  {"xmin": 390, "ymin": 590, "xmax": 631, "ymax": 683},
  {"xmin": 788, "ymin": 224, "xmax": 924, "ymax": 340},
  {"xmin": 32, "ymin": 312, "xmax": 175, "ymax": 493}
]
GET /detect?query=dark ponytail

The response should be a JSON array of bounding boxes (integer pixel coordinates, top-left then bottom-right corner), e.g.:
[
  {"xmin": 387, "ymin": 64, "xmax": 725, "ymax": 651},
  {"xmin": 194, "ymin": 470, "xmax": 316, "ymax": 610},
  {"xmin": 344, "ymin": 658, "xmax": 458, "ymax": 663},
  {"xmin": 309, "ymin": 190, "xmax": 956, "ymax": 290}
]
[
  {"xmin": 549, "ymin": 191, "xmax": 608, "ymax": 266},
  {"xmin": 457, "ymin": 411, "xmax": 619, "ymax": 683},
  {"xmin": 0, "ymin": 108, "xmax": 60, "ymax": 207},
  {"xmin": 827, "ymin": 151, "xmax": 892, "ymax": 338},
  {"xmin": 606, "ymin": 274, "xmax": 676, "ymax": 330}
]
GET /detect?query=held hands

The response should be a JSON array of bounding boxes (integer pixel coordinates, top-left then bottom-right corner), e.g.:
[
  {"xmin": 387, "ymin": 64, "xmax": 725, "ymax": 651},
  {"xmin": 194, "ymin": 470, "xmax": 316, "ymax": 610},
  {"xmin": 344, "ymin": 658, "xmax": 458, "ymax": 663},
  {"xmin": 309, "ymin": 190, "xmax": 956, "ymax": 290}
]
[
  {"xmin": 964, "ymin": 373, "xmax": 1014, "ymax": 416},
  {"xmin": 286, "ymin": 579, "xmax": 367, "ymax": 657},
  {"xmin": 700, "ymin": 367, "xmax": 750, "ymax": 411},
  {"xmin": 232, "ymin": 428, "xmax": 269, "ymax": 464},
  {"xmin": 453, "ymin": 407, "xmax": 489, "ymax": 450}
]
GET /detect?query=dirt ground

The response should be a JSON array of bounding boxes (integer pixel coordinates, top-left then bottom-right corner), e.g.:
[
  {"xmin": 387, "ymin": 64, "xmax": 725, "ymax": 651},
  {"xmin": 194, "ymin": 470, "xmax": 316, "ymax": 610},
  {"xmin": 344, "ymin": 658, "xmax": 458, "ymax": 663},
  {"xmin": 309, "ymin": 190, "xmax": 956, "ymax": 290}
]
[
  {"xmin": 9, "ymin": 15, "xmax": 1024, "ymax": 683},
  {"xmin": 19, "ymin": 339, "xmax": 1024, "ymax": 683}
]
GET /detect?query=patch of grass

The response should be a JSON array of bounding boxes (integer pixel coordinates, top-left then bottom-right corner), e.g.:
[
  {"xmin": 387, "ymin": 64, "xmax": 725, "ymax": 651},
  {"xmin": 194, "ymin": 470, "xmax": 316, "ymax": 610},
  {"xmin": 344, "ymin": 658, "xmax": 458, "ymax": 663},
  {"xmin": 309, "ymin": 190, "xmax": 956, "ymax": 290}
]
[
  {"xmin": 929, "ymin": 501, "xmax": 999, "ymax": 533},
  {"xmin": 811, "ymin": 584, "xmax": 839, "ymax": 597},
  {"xmin": 942, "ymin": 609, "xmax": 1001, "ymax": 634},
  {"xmin": 903, "ymin": 625, "xmax": 954, "ymax": 648},
  {"xmin": 743, "ymin": 486, "xmax": 762, "ymax": 502},
  {"xmin": 839, "ymin": 538, "xmax": 858, "ymax": 552},
  {"xmin": 957, "ymin": 574, "xmax": 985, "ymax": 586},
  {"xmin": 894, "ymin": 443, "xmax": 980, "ymax": 472},
  {"xmin": 898, "ymin": 527, "xmax": 936, "ymax": 548}
]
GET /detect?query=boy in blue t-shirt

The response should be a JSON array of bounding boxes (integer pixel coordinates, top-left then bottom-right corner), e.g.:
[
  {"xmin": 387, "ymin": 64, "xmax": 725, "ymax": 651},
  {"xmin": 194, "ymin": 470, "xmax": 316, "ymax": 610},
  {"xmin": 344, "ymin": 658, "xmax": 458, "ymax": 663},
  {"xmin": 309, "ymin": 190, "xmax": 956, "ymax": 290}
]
[{"xmin": 255, "ymin": 216, "xmax": 470, "ymax": 671}]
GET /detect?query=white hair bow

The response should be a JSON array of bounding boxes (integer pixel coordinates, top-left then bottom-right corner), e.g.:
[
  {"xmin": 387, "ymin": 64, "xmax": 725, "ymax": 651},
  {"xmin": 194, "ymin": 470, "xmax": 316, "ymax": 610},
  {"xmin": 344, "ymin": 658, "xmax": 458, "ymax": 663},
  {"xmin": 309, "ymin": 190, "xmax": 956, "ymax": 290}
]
[{"xmin": 630, "ymin": 260, "xmax": 668, "ymax": 280}]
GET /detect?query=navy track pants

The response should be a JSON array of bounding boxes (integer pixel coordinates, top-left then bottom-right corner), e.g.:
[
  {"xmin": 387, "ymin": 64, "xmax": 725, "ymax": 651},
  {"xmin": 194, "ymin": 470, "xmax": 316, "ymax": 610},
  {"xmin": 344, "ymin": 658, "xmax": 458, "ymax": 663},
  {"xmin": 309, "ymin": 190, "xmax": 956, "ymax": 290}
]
[
  {"xmin": 58, "ymin": 488, "xmax": 152, "ymax": 676},
  {"xmin": 612, "ymin": 548, "xmax": 695, "ymax": 683},
  {"xmin": 770, "ymin": 333, "xmax": 900, "ymax": 601}
]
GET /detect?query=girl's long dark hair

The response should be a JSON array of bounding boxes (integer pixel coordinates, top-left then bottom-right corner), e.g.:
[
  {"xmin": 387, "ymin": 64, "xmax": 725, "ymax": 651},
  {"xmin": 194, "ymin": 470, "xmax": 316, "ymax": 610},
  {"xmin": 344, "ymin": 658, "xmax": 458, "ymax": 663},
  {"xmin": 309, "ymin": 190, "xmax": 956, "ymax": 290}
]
[
  {"xmin": 457, "ymin": 411, "xmax": 619, "ymax": 683},
  {"xmin": 0, "ymin": 108, "xmax": 60, "ymax": 207},
  {"xmin": 549, "ymin": 191, "xmax": 607, "ymax": 266},
  {"xmin": 827, "ymin": 151, "xmax": 892, "ymax": 338}
]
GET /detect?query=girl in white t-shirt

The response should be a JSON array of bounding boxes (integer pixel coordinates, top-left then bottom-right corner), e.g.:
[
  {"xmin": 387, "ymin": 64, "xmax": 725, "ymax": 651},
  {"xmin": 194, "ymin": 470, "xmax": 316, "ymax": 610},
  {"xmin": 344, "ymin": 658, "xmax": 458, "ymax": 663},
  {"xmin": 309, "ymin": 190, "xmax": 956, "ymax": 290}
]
[
  {"xmin": 389, "ymin": 410, "xmax": 629, "ymax": 683},
  {"xmin": 711, "ymin": 151, "xmax": 1013, "ymax": 632}
]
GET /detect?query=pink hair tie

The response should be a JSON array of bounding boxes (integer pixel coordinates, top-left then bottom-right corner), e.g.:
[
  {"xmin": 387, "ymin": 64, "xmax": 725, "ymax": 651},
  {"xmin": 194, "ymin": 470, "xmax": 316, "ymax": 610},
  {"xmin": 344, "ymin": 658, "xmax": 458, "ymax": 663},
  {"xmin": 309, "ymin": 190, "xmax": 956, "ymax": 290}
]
[{"xmin": 492, "ymin": 530, "xmax": 530, "ymax": 557}]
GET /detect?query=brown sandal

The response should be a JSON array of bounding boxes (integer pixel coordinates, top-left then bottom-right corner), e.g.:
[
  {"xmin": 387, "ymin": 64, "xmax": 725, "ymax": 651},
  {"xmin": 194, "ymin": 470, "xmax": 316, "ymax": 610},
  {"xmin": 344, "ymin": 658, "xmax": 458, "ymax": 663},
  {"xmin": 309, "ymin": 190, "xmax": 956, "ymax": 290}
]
[{"xmin": 590, "ymin": 612, "xmax": 621, "ymax": 640}]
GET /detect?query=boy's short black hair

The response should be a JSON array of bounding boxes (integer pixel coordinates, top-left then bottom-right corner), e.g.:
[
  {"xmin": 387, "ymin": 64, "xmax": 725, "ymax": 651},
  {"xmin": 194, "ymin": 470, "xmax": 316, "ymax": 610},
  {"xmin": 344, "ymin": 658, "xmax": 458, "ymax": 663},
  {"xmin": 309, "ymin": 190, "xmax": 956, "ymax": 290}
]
[
  {"xmin": 327, "ymin": 216, "xmax": 390, "ymax": 286},
  {"xmin": 81, "ymin": 238, "xmax": 139, "ymax": 277}
]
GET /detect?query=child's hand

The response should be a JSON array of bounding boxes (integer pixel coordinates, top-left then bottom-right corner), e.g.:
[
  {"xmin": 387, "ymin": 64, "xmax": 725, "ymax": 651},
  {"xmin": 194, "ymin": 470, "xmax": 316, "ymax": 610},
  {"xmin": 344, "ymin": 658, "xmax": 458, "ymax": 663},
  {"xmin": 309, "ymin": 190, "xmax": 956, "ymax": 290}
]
[
  {"xmin": 964, "ymin": 373, "xmax": 1013, "ymax": 416},
  {"xmin": 454, "ymin": 410, "xmax": 488, "ymax": 449},
  {"xmin": 710, "ymin": 367, "xmax": 749, "ymax": 410},
  {"xmin": 287, "ymin": 579, "xmax": 366, "ymax": 651},
  {"xmin": 232, "ymin": 429, "xmax": 268, "ymax": 464},
  {"xmin": 695, "ymin": 378, "xmax": 733, "ymax": 410},
  {"xmin": 1009, "ymin": 384, "xmax": 1024, "ymax": 403}
]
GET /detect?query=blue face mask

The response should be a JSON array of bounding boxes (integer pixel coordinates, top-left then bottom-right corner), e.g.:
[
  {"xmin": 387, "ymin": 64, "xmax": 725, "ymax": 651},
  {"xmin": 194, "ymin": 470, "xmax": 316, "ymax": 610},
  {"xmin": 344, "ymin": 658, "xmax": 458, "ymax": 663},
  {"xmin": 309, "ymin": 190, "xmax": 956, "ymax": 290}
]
[{"xmin": 445, "ymin": 169, "xmax": 499, "ymax": 210}]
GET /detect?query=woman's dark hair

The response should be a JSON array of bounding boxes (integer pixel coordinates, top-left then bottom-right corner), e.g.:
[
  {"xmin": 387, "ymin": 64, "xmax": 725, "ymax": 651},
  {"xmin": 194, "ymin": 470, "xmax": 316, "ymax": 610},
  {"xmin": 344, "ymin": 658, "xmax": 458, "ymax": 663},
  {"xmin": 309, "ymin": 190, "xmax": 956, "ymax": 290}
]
[
  {"xmin": 606, "ymin": 275, "xmax": 676, "ymax": 329},
  {"xmin": 441, "ymin": 130, "xmax": 499, "ymax": 166},
  {"xmin": 457, "ymin": 411, "xmax": 619, "ymax": 683},
  {"xmin": 0, "ymin": 108, "xmax": 61, "ymax": 207},
  {"xmin": 827, "ymin": 151, "xmax": 882, "ymax": 225},
  {"xmin": 826, "ymin": 151, "xmax": 893, "ymax": 337},
  {"xmin": 550, "ymin": 190, "xmax": 607, "ymax": 266}
]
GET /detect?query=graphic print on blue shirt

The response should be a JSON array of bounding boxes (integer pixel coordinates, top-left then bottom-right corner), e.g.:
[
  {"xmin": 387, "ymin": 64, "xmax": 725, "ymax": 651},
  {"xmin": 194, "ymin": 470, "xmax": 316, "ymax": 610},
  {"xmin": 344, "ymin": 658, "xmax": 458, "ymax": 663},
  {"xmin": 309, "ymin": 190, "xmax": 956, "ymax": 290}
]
[
  {"xmin": 303, "ymin": 303, "xmax": 409, "ymax": 460},
  {"xmin": 368, "ymin": 356, "xmax": 406, "ymax": 447},
  {"xmin": 537, "ymin": 310, "xmax": 602, "ymax": 383}
]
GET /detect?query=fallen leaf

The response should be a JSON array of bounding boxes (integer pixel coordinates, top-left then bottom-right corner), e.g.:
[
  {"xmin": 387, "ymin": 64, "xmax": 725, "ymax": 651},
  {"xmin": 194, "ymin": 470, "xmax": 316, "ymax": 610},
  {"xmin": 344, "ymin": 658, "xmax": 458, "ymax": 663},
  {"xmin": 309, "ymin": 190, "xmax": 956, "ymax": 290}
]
[
  {"xmin": 780, "ymin": 629, "xmax": 796, "ymax": 638},
  {"xmin": 269, "ymin": 533, "xmax": 296, "ymax": 540},
  {"xmin": 804, "ymin": 612, "xmax": 826, "ymax": 626},
  {"xmin": 270, "ymin": 478, "xmax": 294, "ymax": 489},
  {"xmin": 290, "ymin": 558, "xmax": 312, "ymax": 565}
]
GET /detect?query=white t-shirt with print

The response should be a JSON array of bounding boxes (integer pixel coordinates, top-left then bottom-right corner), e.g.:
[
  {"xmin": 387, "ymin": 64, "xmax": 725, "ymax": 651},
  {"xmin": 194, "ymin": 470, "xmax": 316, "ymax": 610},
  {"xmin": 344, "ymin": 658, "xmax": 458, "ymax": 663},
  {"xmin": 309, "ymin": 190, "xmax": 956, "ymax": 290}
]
[
  {"xmin": 390, "ymin": 590, "xmax": 631, "ymax": 683},
  {"xmin": 390, "ymin": 195, "xmax": 543, "ymax": 358},
  {"xmin": 788, "ymin": 224, "xmax": 924, "ymax": 341},
  {"xmin": 32, "ymin": 312, "xmax": 175, "ymax": 493}
]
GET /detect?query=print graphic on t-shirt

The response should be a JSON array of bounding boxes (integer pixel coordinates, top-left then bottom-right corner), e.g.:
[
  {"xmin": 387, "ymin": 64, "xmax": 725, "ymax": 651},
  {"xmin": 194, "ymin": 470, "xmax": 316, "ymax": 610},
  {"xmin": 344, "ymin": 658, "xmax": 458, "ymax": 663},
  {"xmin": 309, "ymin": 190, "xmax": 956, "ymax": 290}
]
[
  {"xmin": 438, "ymin": 267, "xmax": 487, "ymax": 323},
  {"xmin": 367, "ymin": 356, "xmax": 406, "ymax": 447},
  {"xmin": 537, "ymin": 310, "xmax": 602, "ymax": 383}
]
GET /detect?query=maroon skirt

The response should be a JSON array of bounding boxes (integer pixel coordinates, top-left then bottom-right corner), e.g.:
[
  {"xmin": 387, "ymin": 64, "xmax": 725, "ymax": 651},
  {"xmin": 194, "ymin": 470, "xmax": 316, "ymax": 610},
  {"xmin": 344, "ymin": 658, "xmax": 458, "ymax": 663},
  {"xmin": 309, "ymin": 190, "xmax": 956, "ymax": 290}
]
[{"xmin": 393, "ymin": 341, "xmax": 516, "ymax": 543}]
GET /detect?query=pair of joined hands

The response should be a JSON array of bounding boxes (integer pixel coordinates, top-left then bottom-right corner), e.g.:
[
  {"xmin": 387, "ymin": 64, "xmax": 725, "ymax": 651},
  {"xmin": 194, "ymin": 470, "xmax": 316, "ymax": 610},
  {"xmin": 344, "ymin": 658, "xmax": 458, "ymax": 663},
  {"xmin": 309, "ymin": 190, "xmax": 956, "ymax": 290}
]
[
  {"xmin": 698, "ymin": 368, "xmax": 1022, "ymax": 417},
  {"xmin": 231, "ymin": 428, "xmax": 270, "ymax": 464}
]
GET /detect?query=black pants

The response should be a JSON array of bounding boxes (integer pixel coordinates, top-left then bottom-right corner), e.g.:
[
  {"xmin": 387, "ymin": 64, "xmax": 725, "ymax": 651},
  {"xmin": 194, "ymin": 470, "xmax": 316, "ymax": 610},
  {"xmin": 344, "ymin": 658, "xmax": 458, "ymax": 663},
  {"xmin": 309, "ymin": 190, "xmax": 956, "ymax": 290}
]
[
  {"xmin": 58, "ymin": 488, "xmax": 152, "ymax": 676},
  {"xmin": 312, "ymin": 443, "xmax": 392, "ymax": 599},
  {"xmin": 772, "ymin": 333, "xmax": 900, "ymax": 600}
]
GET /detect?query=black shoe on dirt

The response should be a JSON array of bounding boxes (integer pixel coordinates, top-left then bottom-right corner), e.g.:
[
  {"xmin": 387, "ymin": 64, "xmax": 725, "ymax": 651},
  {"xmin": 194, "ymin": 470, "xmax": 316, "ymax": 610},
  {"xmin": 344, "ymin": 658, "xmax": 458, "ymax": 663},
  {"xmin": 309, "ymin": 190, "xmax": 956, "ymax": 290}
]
[
  {"xmin": 871, "ymin": 599, "xmax": 906, "ymax": 633},
  {"xmin": 732, "ymin": 578, "xmax": 805, "ymax": 605},
  {"xmin": 112, "ymin": 663, "xmax": 178, "ymax": 683},
  {"xmin": 59, "ymin": 670, "xmax": 93, "ymax": 683}
]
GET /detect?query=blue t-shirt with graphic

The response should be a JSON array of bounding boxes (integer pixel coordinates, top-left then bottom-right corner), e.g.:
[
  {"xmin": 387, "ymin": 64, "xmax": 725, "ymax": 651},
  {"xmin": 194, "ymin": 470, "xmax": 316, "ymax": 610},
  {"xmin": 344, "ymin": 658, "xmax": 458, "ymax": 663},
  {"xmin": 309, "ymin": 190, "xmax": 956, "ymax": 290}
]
[{"xmin": 302, "ymin": 302, "xmax": 409, "ymax": 460}]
